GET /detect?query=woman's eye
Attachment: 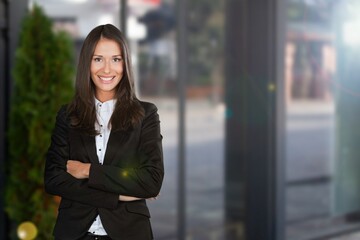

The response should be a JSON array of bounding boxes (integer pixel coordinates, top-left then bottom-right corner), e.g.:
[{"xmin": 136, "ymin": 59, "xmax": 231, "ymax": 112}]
[
  {"xmin": 113, "ymin": 57, "xmax": 122, "ymax": 62},
  {"xmin": 93, "ymin": 58, "xmax": 102, "ymax": 62}
]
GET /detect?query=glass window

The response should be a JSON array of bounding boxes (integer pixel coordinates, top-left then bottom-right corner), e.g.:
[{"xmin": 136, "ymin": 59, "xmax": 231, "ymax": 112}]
[
  {"xmin": 184, "ymin": 1, "xmax": 225, "ymax": 239},
  {"xmin": 285, "ymin": 1, "xmax": 360, "ymax": 238}
]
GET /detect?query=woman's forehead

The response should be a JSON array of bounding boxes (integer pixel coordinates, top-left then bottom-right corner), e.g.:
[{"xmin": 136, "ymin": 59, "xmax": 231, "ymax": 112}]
[{"xmin": 93, "ymin": 38, "xmax": 122, "ymax": 55}]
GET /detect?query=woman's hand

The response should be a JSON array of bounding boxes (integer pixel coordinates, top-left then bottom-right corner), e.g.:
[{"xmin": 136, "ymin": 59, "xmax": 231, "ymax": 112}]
[
  {"xmin": 66, "ymin": 160, "xmax": 90, "ymax": 179},
  {"xmin": 119, "ymin": 195, "xmax": 142, "ymax": 201},
  {"xmin": 119, "ymin": 194, "xmax": 160, "ymax": 202}
]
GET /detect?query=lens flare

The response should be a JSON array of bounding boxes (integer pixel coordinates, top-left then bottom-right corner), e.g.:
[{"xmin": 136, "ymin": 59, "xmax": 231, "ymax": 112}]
[{"xmin": 17, "ymin": 221, "xmax": 38, "ymax": 240}]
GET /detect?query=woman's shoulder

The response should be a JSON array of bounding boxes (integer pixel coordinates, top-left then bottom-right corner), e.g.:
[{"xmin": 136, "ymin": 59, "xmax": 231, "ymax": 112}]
[
  {"xmin": 138, "ymin": 101, "xmax": 160, "ymax": 125},
  {"xmin": 55, "ymin": 104, "xmax": 71, "ymax": 122},
  {"xmin": 139, "ymin": 101, "xmax": 158, "ymax": 113}
]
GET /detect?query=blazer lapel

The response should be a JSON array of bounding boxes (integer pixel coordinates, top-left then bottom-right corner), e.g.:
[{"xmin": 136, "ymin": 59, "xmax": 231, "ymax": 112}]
[
  {"xmin": 103, "ymin": 130, "xmax": 130, "ymax": 165},
  {"xmin": 80, "ymin": 133, "xmax": 99, "ymax": 164}
]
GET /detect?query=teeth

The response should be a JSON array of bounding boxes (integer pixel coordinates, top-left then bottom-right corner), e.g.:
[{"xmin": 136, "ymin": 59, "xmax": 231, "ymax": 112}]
[{"xmin": 100, "ymin": 77, "xmax": 113, "ymax": 81}]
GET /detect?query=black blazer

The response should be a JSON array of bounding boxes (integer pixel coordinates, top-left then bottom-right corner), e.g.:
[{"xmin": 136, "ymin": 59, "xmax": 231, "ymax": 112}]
[{"xmin": 44, "ymin": 101, "xmax": 164, "ymax": 240}]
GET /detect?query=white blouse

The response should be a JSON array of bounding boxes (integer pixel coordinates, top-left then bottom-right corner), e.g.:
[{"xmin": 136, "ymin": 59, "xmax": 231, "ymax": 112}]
[{"xmin": 88, "ymin": 98, "xmax": 116, "ymax": 235}]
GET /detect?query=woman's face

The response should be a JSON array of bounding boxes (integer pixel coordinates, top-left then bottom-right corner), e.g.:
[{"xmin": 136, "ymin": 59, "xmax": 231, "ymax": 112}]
[{"xmin": 90, "ymin": 38, "xmax": 124, "ymax": 102}]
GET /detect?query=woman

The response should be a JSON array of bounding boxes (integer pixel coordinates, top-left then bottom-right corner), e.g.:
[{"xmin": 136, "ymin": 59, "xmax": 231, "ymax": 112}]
[{"xmin": 45, "ymin": 24, "xmax": 164, "ymax": 240}]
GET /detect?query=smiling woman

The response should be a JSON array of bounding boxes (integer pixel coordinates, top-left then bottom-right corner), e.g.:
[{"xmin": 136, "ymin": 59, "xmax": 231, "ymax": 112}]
[{"xmin": 44, "ymin": 24, "xmax": 164, "ymax": 240}]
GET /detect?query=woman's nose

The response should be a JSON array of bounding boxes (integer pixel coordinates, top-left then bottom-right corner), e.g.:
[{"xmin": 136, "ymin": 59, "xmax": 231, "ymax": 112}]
[{"xmin": 103, "ymin": 60, "xmax": 111, "ymax": 73}]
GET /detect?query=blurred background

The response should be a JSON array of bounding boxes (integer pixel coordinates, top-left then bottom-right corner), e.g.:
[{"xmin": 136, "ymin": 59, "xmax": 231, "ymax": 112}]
[{"xmin": 2, "ymin": 0, "xmax": 360, "ymax": 239}]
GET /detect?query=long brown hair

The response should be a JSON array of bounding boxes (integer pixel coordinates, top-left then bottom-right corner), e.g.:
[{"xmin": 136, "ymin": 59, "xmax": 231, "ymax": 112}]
[{"xmin": 67, "ymin": 24, "xmax": 144, "ymax": 134}]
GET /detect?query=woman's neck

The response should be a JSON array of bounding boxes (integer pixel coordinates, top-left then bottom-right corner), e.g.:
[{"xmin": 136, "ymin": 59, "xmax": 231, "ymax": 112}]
[{"xmin": 96, "ymin": 92, "xmax": 115, "ymax": 103}]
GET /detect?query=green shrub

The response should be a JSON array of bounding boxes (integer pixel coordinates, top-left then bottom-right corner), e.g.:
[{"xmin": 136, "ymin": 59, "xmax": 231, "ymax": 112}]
[{"xmin": 5, "ymin": 4, "xmax": 74, "ymax": 239}]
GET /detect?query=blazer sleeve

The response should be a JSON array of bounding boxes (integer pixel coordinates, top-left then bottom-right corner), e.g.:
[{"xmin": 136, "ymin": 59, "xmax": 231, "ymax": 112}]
[
  {"xmin": 88, "ymin": 102, "xmax": 164, "ymax": 198},
  {"xmin": 44, "ymin": 106, "xmax": 119, "ymax": 209}
]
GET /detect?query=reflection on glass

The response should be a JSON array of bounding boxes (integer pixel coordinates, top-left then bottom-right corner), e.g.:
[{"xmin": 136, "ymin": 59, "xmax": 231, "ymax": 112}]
[
  {"xmin": 285, "ymin": 1, "xmax": 360, "ymax": 239},
  {"xmin": 333, "ymin": 1, "xmax": 360, "ymax": 217}
]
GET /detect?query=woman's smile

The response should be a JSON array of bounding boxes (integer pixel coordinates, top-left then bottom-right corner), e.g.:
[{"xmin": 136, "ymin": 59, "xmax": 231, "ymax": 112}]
[{"xmin": 98, "ymin": 75, "xmax": 116, "ymax": 83}]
